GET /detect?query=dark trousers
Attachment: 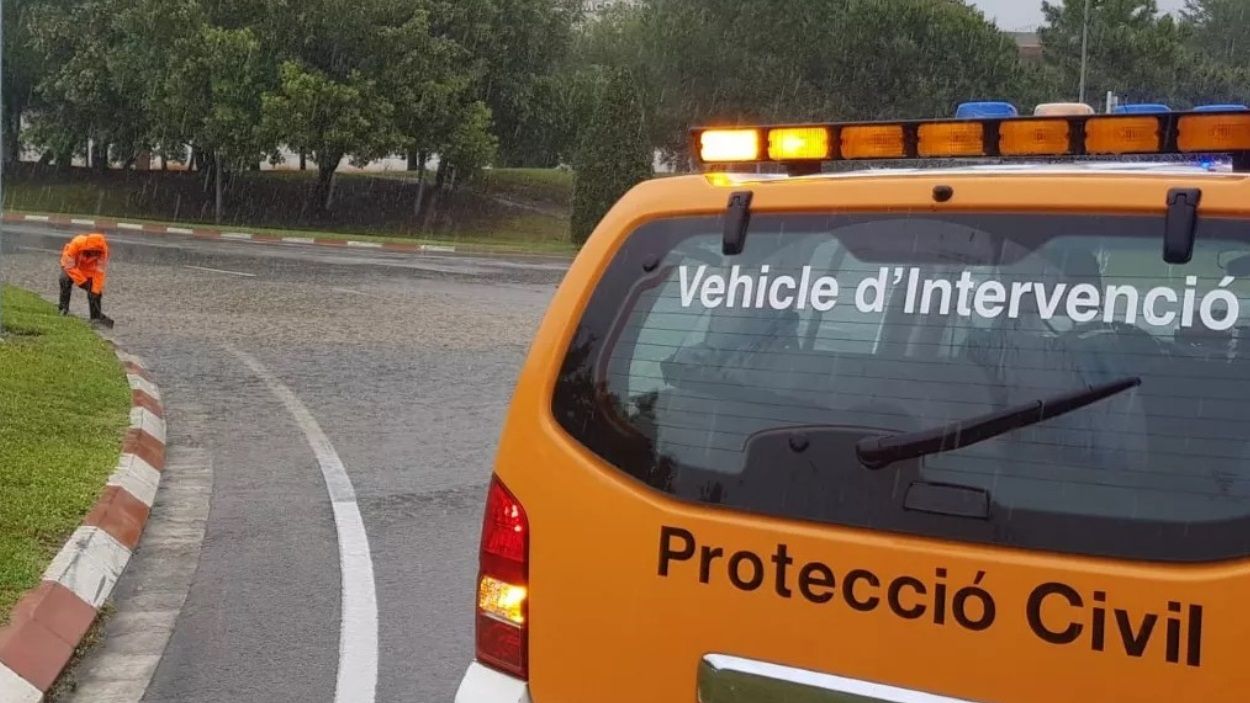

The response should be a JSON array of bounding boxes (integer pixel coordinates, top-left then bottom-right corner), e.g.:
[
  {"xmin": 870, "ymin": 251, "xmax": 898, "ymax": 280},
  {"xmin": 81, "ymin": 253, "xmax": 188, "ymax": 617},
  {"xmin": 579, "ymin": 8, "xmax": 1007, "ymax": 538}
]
[{"xmin": 59, "ymin": 271, "xmax": 103, "ymax": 319}]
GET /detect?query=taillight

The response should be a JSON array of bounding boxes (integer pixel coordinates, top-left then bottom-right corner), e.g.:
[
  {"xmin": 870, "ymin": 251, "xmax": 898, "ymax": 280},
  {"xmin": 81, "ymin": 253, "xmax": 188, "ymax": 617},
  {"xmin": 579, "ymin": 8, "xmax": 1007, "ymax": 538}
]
[{"xmin": 476, "ymin": 476, "xmax": 529, "ymax": 678}]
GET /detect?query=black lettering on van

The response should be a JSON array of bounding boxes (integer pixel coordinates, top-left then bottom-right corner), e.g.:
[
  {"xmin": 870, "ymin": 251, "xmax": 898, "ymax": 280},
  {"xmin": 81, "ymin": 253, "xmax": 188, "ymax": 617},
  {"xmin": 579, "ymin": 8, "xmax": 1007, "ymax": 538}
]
[
  {"xmin": 729, "ymin": 551, "xmax": 765, "ymax": 591},
  {"xmin": 1165, "ymin": 601, "xmax": 1182, "ymax": 664},
  {"xmin": 1114, "ymin": 609, "xmax": 1158, "ymax": 658},
  {"xmin": 658, "ymin": 526, "xmax": 694, "ymax": 576},
  {"xmin": 951, "ymin": 572, "xmax": 996, "ymax": 631},
  {"xmin": 771, "ymin": 544, "xmax": 794, "ymax": 598},
  {"xmin": 798, "ymin": 563, "xmax": 835, "ymax": 604},
  {"xmin": 1091, "ymin": 591, "xmax": 1107, "ymax": 651},
  {"xmin": 1027, "ymin": 582, "xmax": 1083, "ymax": 644},
  {"xmin": 1187, "ymin": 604, "xmax": 1204, "ymax": 667},
  {"xmin": 887, "ymin": 576, "xmax": 927, "ymax": 620},
  {"xmin": 699, "ymin": 546, "xmax": 724, "ymax": 584},
  {"xmin": 932, "ymin": 568, "xmax": 948, "ymax": 625},
  {"xmin": 654, "ymin": 528, "xmax": 1210, "ymax": 668},
  {"xmin": 844, "ymin": 569, "xmax": 881, "ymax": 612}
]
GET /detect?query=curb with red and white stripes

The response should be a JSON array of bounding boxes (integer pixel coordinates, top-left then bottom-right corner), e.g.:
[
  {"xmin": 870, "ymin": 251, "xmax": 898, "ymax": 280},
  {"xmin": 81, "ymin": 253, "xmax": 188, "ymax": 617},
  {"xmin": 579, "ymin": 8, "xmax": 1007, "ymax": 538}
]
[
  {"xmin": 2, "ymin": 212, "xmax": 458, "ymax": 254},
  {"xmin": 0, "ymin": 351, "xmax": 166, "ymax": 703}
]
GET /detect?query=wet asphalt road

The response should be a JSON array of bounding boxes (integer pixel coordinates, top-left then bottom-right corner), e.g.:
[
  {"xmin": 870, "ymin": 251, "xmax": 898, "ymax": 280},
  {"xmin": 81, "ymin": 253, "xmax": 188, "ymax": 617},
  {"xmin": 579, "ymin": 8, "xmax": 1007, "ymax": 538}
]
[{"xmin": 1, "ymin": 224, "xmax": 566, "ymax": 702}]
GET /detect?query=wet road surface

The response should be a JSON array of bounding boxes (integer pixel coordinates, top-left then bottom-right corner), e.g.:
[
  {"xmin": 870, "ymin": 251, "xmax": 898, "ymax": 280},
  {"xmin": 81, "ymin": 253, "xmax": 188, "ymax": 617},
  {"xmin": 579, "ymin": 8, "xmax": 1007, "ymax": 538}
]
[{"xmin": 1, "ymin": 224, "xmax": 566, "ymax": 702}]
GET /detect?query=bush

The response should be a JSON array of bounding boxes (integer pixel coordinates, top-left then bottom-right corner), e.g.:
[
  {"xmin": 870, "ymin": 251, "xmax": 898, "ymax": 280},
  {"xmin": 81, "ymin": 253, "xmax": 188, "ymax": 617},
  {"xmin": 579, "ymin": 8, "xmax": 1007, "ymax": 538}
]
[{"xmin": 570, "ymin": 69, "xmax": 652, "ymax": 245}]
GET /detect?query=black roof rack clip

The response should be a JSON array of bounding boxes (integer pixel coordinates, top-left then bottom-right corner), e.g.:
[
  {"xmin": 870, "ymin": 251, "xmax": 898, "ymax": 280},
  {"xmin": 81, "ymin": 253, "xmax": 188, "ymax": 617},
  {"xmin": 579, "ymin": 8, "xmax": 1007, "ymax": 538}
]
[
  {"xmin": 1164, "ymin": 187, "xmax": 1201, "ymax": 265},
  {"xmin": 723, "ymin": 191, "xmax": 753, "ymax": 256}
]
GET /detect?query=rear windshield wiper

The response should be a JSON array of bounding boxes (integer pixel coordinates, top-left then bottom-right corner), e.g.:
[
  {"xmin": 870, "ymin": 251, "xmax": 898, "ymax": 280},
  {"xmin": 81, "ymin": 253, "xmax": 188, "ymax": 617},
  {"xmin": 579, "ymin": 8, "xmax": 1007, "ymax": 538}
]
[{"xmin": 856, "ymin": 376, "xmax": 1142, "ymax": 470}]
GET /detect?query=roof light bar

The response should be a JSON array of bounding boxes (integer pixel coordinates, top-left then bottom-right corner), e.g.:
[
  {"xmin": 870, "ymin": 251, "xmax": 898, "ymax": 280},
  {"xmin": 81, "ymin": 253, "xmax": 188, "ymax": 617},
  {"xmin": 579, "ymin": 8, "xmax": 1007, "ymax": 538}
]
[
  {"xmin": 1179, "ymin": 113, "xmax": 1250, "ymax": 152},
  {"xmin": 1086, "ymin": 116, "xmax": 1160, "ymax": 154},
  {"xmin": 918, "ymin": 122, "xmax": 984, "ymax": 157},
  {"xmin": 699, "ymin": 129, "xmax": 761, "ymax": 163},
  {"xmin": 999, "ymin": 119, "xmax": 1070, "ymax": 156},
  {"xmin": 841, "ymin": 125, "xmax": 905, "ymax": 159},
  {"xmin": 767, "ymin": 127, "xmax": 831, "ymax": 161},
  {"xmin": 692, "ymin": 109, "xmax": 1250, "ymax": 174}
]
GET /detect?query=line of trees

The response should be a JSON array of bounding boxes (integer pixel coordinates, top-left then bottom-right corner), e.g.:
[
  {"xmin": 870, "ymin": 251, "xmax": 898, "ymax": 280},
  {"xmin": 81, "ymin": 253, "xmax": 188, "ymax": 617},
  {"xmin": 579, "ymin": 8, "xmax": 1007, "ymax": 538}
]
[
  {"xmin": 573, "ymin": 0, "xmax": 1250, "ymax": 169},
  {"xmin": 2, "ymin": 0, "xmax": 583, "ymax": 214},
  {"xmin": 2, "ymin": 0, "xmax": 1246, "ymax": 233},
  {"xmin": 565, "ymin": 0, "xmax": 1249, "ymax": 241}
]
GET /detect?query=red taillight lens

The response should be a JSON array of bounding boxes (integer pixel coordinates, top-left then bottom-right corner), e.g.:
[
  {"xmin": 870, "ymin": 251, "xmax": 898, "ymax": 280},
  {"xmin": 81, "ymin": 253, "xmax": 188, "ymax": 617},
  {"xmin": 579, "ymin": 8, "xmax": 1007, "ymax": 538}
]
[
  {"xmin": 476, "ymin": 612, "xmax": 526, "ymax": 676},
  {"xmin": 482, "ymin": 479, "xmax": 527, "ymax": 580},
  {"xmin": 476, "ymin": 476, "xmax": 529, "ymax": 679}
]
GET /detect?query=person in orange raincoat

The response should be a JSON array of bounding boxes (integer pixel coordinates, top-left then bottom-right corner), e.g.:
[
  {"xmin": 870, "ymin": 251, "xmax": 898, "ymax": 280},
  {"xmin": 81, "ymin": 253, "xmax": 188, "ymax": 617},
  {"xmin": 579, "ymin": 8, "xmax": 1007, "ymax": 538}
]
[{"xmin": 58, "ymin": 232, "xmax": 114, "ymax": 327}]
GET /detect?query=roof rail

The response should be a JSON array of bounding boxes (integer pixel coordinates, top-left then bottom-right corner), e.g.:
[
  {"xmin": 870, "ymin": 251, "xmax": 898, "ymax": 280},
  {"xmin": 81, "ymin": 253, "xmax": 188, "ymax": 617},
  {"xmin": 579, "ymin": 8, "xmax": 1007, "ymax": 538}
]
[{"xmin": 692, "ymin": 110, "xmax": 1250, "ymax": 176}]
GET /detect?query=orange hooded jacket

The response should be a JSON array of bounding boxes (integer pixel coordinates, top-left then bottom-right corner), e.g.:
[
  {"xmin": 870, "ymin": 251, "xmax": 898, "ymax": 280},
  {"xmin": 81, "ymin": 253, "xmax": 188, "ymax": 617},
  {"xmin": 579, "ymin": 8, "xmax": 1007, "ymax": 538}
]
[{"xmin": 60, "ymin": 233, "xmax": 109, "ymax": 294}]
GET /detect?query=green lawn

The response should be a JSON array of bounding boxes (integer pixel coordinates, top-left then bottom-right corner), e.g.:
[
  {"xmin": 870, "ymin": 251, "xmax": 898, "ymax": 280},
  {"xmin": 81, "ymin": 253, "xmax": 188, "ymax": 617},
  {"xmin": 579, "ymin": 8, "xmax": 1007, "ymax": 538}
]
[
  {"xmin": 359, "ymin": 167, "xmax": 573, "ymax": 207},
  {"xmin": 477, "ymin": 168, "xmax": 573, "ymax": 208},
  {"xmin": 4, "ymin": 164, "xmax": 577, "ymax": 255},
  {"xmin": 0, "ymin": 287, "xmax": 131, "ymax": 620}
]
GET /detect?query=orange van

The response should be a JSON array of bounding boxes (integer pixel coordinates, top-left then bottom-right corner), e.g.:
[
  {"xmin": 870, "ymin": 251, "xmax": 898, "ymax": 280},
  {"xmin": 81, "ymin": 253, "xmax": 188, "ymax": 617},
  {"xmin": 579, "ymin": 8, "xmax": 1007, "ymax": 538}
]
[{"xmin": 455, "ymin": 110, "xmax": 1250, "ymax": 702}]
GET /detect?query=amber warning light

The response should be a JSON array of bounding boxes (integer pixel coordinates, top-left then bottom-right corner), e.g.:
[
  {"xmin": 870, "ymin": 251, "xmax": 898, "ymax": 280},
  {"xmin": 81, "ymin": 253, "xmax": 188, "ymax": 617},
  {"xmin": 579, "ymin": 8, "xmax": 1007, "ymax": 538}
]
[{"xmin": 693, "ymin": 110, "xmax": 1250, "ymax": 173}]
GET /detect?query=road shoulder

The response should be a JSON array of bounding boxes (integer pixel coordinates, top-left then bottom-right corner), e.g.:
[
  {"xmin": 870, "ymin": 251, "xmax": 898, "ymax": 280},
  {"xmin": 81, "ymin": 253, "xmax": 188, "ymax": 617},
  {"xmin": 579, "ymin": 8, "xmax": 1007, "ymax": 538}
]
[{"xmin": 56, "ymin": 446, "xmax": 212, "ymax": 703}]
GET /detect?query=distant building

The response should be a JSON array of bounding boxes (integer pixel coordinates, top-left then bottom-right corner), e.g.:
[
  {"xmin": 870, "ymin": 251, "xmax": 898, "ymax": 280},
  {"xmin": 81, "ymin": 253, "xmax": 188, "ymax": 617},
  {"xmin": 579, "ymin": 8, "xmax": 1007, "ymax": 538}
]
[
  {"xmin": 583, "ymin": 0, "xmax": 639, "ymax": 15},
  {"xmin": 1011, "ymin": 32, "xmax": 1043, "ymax": 61}
]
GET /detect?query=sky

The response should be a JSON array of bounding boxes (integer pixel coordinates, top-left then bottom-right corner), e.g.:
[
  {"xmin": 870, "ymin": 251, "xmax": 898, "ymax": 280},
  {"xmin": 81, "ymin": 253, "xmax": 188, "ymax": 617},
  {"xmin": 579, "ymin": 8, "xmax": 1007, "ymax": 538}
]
[{"xmin": 969, "ymin": 0, "xmax": 1189, "ymax": 31}]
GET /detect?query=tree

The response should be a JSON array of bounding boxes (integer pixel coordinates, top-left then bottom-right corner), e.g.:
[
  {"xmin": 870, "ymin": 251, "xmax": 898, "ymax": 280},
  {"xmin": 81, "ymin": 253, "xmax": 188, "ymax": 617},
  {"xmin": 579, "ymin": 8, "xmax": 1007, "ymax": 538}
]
[
  {"xmin": 376, "ymin": 1, "xmax": 485, "ymax": 212},
  {"xmin": 1039, "ymin": 0, "xmax": 1189, "ymax": 107},
  {"xmin": 158, "ymin": 23, "xmax": 274, "ymax": 219},
  {"xmin": 1182, "ymin": 0, "xmax": 1250, "ymax": 65},
  {"xmin": 570, "ymin": 69, "xmax": 651, "ymax": 244},
  {"xmin": 502, "ymin": 68, "xmax": 604, "ymax": 167},
  {"xmin": 438, "ymin": 100, "xmax": 498, "ymax": 183},
  {"xmin": 1175, "ymin": 0, "xmax": 1250, "ymax": 107},
  {"xmin": 578, "ymin": 0, "xmax": 1035, "ymax": 164},
  {"xmin": 26, "ymin": 0, "xmax": 201, "ymax": 168},
  {"xmin": 822, "ymin": 0, "xmax": 1033, "ymax": 120},
  {"xmin": 3, "ymin": 0, "xmax": 47, "ymax": 165},
  {"xmin": 256, "ymin": 0, "xmax": 512, "ymax": 213},
  {"xmin": 476, "ymin": 0, "xmax": 583, "ymax": 166},
  {"xmin": 27, "ymin": 0, "xmax": 134, "ymax": 168},
  {"xmin": 260, "ymin": 62, "xmax": 396, "ymax": 211}
]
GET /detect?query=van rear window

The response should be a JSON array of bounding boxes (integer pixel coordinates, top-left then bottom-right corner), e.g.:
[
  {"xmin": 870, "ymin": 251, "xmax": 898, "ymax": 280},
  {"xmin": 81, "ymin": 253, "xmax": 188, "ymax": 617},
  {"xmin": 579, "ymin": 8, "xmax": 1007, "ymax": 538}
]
[{"xmin": 552, "ymin": 213, "xmax": 1250, "ymax": 562}]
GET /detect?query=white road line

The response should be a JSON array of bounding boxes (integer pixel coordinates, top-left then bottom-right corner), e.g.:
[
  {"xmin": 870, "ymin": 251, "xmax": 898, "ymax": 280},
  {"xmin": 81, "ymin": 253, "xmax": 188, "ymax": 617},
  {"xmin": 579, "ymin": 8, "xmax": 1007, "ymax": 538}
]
[
  {"xmin": 118, "ymin": 222, "xmax": 144, "ymax": 230},
  {"xmin": 282, "ymin": 236, "xmax": 316, "ymax": 244},
  {"xmin": 345, "ymin": 240, "xmax": 383, "ymax": 249},
  {"xmin": 183, "ymin": 265, "xmax": 257, "ymax": 278},
  {"xmin": 167, "ymin": 227, "xmax": 194, "ymax": 235},
  {"xmin": 228, "ymin": 347, "xmax": 378, "ymax": 703},
  {"xmin": 331, "ymin": 287, "xmax": 371, "ymax": 297},
  {"xmin": 71, "ymin": 218, "xmax": 97, "ymax": 226},
  {"xmin": 220, "ymin": 232, "xmax": 253, "ymax": 240},
  {"xmin": 23, "ymin": 214, "xmax": 50, "ymax": 222}
]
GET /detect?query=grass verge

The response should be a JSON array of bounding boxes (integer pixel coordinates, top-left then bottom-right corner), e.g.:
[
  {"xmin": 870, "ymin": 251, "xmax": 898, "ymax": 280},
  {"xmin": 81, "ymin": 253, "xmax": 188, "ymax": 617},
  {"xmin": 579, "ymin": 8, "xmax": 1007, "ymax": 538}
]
[
  {"xmin": 5, "ymin": 164, "xmax": 578, "ymax": 255},
  {"xmin": 0, "ymin": 287, "xmax": 130, "ymax": 621},
  {"xmin": 6, "ymin": 209, "xmax": 577, "ymax": 257}
]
